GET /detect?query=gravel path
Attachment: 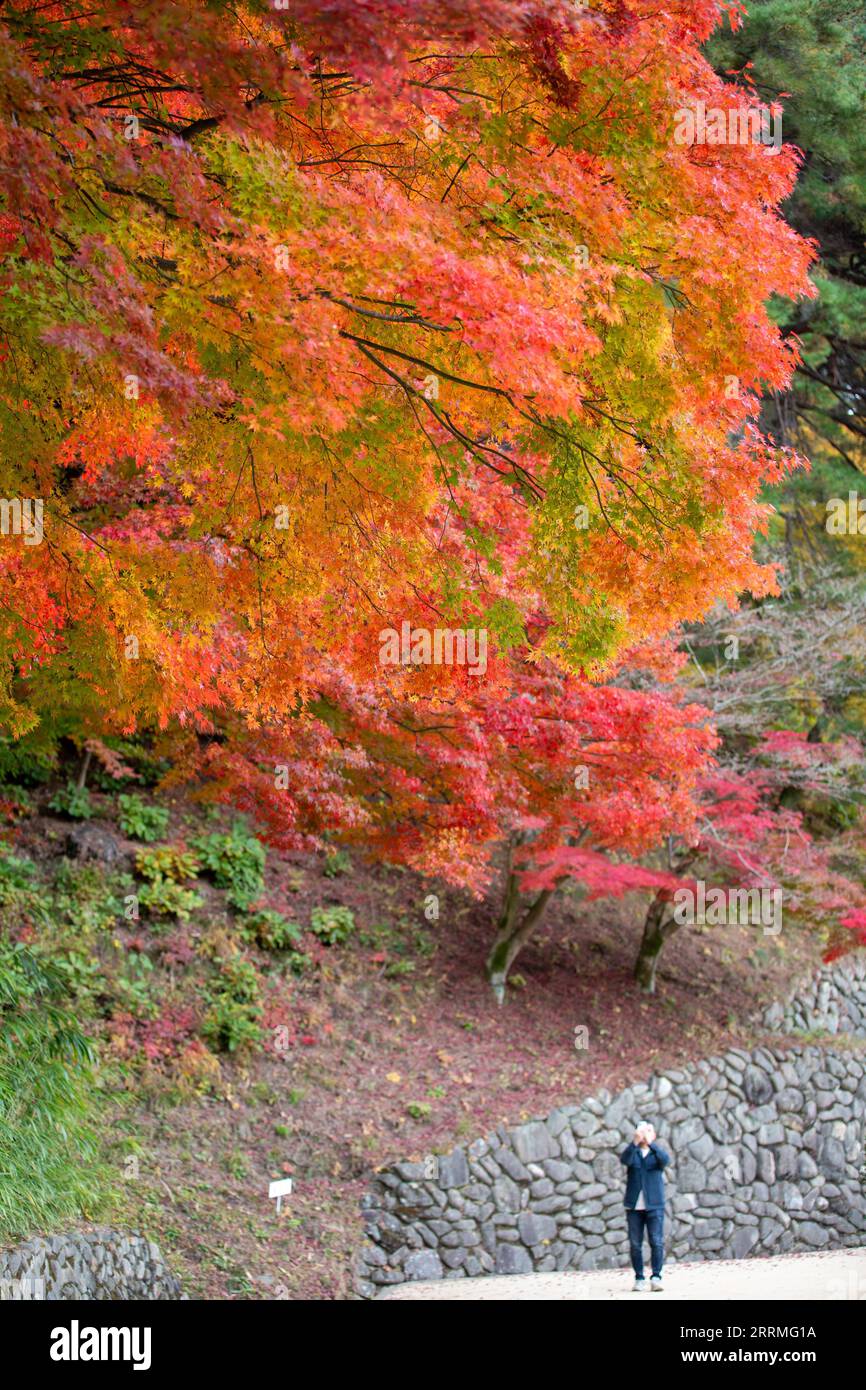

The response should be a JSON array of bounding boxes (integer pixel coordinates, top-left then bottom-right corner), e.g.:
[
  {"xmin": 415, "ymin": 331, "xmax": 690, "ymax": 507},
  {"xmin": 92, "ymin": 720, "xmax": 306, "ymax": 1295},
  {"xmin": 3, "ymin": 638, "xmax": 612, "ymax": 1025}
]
[{"xmin": 376, "ymin": 1247, "xmax": 866, "ymax": 1300}]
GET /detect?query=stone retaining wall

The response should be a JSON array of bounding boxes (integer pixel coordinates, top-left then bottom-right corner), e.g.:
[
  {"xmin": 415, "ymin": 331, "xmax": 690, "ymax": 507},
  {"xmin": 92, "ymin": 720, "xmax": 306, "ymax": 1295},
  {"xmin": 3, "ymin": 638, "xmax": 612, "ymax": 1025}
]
[
  {"xmin": 356, "ymin": 1042, "xmax": 865, "ymax": 1295},
  {"xmin": 0, "ymin": 1229, "xmax": 184, "ymax": 1300},
  {"xmin": 760, "ymin": 954, "xmax": 866, "ymax": 1037}
]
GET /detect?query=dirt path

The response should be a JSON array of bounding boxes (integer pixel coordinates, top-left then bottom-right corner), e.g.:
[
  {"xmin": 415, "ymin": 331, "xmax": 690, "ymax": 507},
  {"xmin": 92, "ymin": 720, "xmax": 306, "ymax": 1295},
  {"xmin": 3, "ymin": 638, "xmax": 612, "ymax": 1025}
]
[{"xmin": 376, "ymin": 1247, "xmax": 866, "ymax": 1300}]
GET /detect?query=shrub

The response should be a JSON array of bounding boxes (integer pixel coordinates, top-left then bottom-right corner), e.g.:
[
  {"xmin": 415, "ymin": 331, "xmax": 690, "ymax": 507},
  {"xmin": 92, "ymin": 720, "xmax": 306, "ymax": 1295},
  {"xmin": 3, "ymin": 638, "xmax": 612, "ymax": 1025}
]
[
  {"xmin": 193, "ymin": 821, "xmax": 266, "ymax": 909},
  {"xmin": 0, "ymin": 845, "xmax": 37, "ymax": 896},
  {"xmin": 49, "ymin": 948, "xmax": 106, "ymax": 1005},
  {"xmin": 111, "ymin": 951, "xmax": 157, "ymax": 1019},
  {"xmin": 240, "ymin": 909, "xmax": 303, "ymax": 952},
  {"xmin": 322, "ymin": 849, "xmax": 352, "ymax": 878},
  {"xmin": 112, "ymin": 740, "xmax": 169, "ymax": 789},
  {"xmin": 88, "ymin": 738, "xmax": 166, "ymax": 790},
  {"xmin": 310, "ymin": 905, "xmax": 355, "ymax": 946},
  {"xmin": 157, "ymin": 930, "xmax": 197, "ymax": 969},
  {"xmin": 0, "ymin": 848, "xmax": 54, "ymax": 935},
  {"xmin": 384, "ymin": 958, "xmax": 416, "ymax": 979},
  {"xmin": 0, "ymin": 785, "xmax": 33, "ymax": 817},
  {"xmin": 201, "ymin": 954, "xmax": 264, "ymax": 1054},
  {"xmin": 135, "ymin": 845, "xmax": 200, "ymax": 883},
  {"xmin": 138, "ymin": 876, "xmax": 203, "ymax": 924},
  {"xmin": 201, "ymin": 996, "xmax": 263, "ymax": 1054},
  {"xmin": 51, "ymin": 862, "xmax": 130, "ymax": 938},
  {"xmin": 49, "ymin": 783, "xmax": 93, "ymax": 819},
  {"xmin": 173, "ymin": 1039, "xmax": 221, "ymax": 1095},
  {"xmin": 0, "ymin": 738, "xmax": 55, "ymax": 787},
  {"xmin": 215, "ymin": 954, "xmax": 261, "ymax": 1003},
  {"xmin": 118, "ymin": 794, "xmax": 169, "ymax": 842}
]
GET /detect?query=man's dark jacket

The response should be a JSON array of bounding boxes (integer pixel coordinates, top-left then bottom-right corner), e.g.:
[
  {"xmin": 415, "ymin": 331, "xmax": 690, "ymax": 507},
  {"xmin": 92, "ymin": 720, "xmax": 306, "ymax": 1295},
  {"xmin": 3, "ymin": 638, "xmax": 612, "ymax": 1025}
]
[{"xmin": 620, "ymin": 1140, "xmax": 670, "ymax": 1210}]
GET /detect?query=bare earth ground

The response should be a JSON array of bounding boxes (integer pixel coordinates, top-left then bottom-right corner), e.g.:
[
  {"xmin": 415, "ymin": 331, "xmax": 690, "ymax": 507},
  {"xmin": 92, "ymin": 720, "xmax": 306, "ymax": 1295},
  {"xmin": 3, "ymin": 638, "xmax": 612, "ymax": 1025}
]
[{"xmin": 376, "ymin": 1248, "xmax": 866, "ymax": 1300}]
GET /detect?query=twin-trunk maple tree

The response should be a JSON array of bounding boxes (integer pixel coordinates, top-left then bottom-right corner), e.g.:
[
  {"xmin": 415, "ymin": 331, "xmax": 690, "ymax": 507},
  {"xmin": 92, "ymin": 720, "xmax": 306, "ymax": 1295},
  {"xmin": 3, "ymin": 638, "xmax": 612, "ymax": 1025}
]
[{"xmin": 2, "ymin": 0, "xmax": 858, "ymax": 990}]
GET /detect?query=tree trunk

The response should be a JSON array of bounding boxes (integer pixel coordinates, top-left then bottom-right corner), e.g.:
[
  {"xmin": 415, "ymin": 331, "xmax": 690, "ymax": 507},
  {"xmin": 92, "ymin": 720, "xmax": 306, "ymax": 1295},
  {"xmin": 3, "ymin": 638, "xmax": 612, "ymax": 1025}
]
[
  {"xmin": 634, "ymin": 889, "xmax": 682, "ymax": 994},
  {"xmin": 76, "ymin": 747, "xmax": 92, "ymax": 792},
  {"xmin": 485, "ymin": 882, "xmax": 554, "ymax": 1005}
]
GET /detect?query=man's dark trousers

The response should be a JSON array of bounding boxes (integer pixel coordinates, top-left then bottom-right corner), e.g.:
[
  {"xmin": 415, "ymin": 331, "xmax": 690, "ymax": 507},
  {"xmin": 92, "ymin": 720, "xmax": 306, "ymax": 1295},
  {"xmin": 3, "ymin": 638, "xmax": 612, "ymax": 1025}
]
[{"xmin": 626, "ymin": 1208, "xmax": 664, "ymax": 1279}]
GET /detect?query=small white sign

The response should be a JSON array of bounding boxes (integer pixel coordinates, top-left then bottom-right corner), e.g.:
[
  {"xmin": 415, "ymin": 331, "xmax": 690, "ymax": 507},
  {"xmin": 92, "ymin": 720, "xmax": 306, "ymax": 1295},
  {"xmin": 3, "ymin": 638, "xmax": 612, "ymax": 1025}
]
[{"xmin": 269, "ymin": 1178, "xmax": 293, "ymax": 1213}]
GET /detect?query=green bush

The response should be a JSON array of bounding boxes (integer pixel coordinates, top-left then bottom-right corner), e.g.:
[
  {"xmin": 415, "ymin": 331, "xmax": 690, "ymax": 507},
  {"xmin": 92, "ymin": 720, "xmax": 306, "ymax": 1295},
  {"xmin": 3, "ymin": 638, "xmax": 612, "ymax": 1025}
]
[
  {"xmin": 384, "ymin": 958, "xmax": 416, "ymax": 979},
  {"xmin": 112, "ymin": 952, "xmax": 158, "ymax": 1019},
  {"xmin": 0, "ymin": 738, "xmax": 55, "ymax": 787},
  {"xmin": 0, "ymin": 845, "xmax": 38, "ymax": 897},
  {"xmin": 310, "ymin": 904, "xmax": 355, "ymax": 946},
  {"xmin": 0, "ymin": 877, "xmax": 50, "ymax": 931},
  {"xmin": 0, "ymin": 940, "xmax": 107, "ymax": 1238},
  {"xmin": 117, "ymin": 794, "xmax": 170, "ymax": 842},
  {"xmin": 240, "ymin": 908, "xmax": 303, "ymax": 952},
  {"xmin": 135, "ymin": 845, "xmax": 199, "ymax": 882},
  {"xmin": 215, "ymin": 954, "xmax": 261, "ymax": 1003},
  {"xmin": 138, "ymin": 876, "xmax": 203, "ymax": 923},
  {"xmin": 193, "ymin": 821, "xmax": 266, "ymax": 909},
  {"xmin": 51, "ymin": 861, "xmax": 131, "ymax": 939},
  {"xmin": 49, "ymin": 783, "xmax": 93, "ymax": 819},
  {"xmin": 48, "ymin": 949, "xmax": 106, "ymax": 1004},
  {"xmin": 201, "ymin": 995, "xmax": 263, "ymax": 1054},
  {"xmin": 322, "ymin": 849, "xmax": 352, "ymax": 879},
  {"xmin": 201, "ymin": 954, "xmax": 264, "ymax": 1054},
  {"xmin": 0, "ymin": 784, "xmax": 33, "ymax": 815}
]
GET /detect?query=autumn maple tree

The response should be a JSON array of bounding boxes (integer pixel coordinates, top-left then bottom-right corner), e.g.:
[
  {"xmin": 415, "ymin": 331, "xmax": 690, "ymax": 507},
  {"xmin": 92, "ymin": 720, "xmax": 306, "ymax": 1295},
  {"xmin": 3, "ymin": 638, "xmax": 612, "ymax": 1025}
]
[
  {"xmin": 621, "ymin": 727, "xmax": 866, "ymax": 992},
  {"xmin": 0, "ymin": 0, "xmax": 813, "ymax": 719},
  {"xmin": 0, "ymin": 0, "xmax": 828, "ymax": 993},
  {"xmin": 192, "ymin": 637, "xmax": 717, "ymax": 996}
]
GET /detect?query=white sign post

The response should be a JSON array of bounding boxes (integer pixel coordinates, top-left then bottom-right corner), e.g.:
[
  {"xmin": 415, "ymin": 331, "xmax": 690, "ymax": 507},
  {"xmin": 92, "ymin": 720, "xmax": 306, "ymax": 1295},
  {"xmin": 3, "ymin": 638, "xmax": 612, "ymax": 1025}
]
[{"xmin": 269, "ymin": 1178, "xmax": 293, "ymax": 1214}]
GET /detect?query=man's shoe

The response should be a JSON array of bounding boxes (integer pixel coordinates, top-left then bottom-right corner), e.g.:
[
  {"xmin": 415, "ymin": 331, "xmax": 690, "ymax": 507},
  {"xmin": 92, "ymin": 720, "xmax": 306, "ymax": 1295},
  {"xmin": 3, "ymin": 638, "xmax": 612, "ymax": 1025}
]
[
  {"xmin": 633, "ymin": 1278, "xmax": 648, "ymax": 1292},
  {"xmin": 650, "ymin": 1276, "xmax": 664, "ymax": 1292}
]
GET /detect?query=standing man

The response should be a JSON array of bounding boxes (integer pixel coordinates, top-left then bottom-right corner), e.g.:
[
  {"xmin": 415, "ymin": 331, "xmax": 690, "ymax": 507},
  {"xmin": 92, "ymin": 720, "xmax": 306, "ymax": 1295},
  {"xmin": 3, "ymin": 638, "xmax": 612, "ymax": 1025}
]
[{"xmin": 620, "ymin": 1121, "xmax": 670, "ymax": 1292}]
